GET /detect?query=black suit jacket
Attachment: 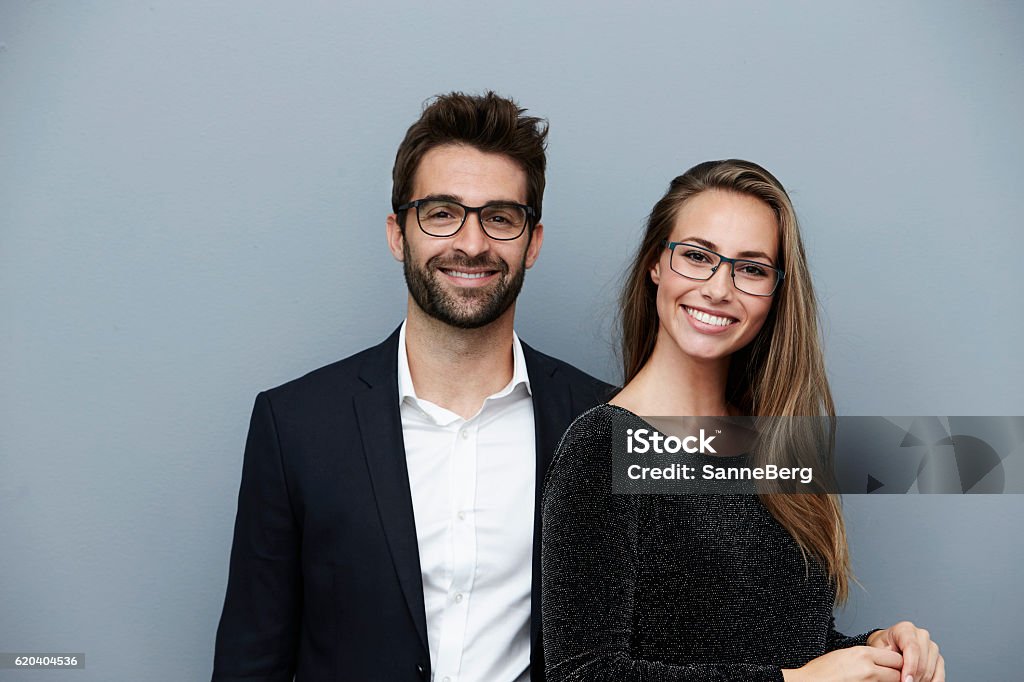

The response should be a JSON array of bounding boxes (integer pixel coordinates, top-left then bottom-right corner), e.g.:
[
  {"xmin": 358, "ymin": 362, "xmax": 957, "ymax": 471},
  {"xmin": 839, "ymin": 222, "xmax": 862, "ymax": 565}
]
[{"xmin": 213, "ymin": 327, "xmax": 612, "ymax": 681}]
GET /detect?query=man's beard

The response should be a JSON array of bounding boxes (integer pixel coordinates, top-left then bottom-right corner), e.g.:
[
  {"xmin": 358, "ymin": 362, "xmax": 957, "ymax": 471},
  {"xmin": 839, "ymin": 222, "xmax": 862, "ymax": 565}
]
[{"xmin": 402, "ymin": 241, "xmax": 526, "ymax": 329}]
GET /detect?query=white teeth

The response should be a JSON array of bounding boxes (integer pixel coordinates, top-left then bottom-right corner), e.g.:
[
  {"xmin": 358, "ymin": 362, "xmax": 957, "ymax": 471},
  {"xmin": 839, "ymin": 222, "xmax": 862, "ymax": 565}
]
[
  {"xmin": 685, "ymin": 306, "xmax": 735, "ymax": 327},
  {"xmin": 445, "ymin": 270, "xmax": 490, "ymax": 279}
]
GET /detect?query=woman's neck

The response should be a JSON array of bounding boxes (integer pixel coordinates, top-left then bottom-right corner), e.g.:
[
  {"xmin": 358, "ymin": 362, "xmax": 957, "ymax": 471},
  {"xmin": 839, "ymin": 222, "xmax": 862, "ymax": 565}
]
[{"xmin": 611, "ymin": 333, "xmax": 734, "ymax": 417}]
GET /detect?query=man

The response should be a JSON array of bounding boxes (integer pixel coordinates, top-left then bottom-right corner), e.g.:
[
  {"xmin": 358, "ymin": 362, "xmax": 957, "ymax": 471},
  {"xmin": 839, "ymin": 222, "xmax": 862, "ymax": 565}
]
[{"xmin": 213, "ymin": 92, "xmax": 611, "ymax": 682}]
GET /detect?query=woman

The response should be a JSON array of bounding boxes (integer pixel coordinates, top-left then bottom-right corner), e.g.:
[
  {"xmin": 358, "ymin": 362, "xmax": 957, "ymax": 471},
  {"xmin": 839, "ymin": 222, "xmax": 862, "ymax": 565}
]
[{"xmin": 542, "ymin": 160, "xmax": 944, "ymax": 681}]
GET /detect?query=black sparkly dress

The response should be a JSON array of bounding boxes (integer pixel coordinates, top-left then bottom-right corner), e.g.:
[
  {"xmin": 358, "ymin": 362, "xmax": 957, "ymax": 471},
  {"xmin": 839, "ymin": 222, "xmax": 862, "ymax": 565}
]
[{"xmin": 541, "ymin": 405, "xmax": 875, "ymax": 682}]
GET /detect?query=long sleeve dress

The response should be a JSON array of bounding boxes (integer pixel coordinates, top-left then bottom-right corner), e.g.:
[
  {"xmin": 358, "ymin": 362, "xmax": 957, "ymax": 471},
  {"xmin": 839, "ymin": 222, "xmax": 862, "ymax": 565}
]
[{"xmin": 541, "ymin": 404, "xmax": 875, "ymax": 682}]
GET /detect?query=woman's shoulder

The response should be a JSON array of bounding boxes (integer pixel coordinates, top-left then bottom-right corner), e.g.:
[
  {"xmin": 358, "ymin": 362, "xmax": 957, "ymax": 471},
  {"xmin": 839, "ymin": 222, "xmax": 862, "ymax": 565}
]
[
  {"xmin": 559, "ymin": 402, "xmax": 616, "ymax": 439},
  {"xmin": 546, "ymin": 404, "xmax": 647, "ymax": 490},
  {"xmin": 554, "ymin": 403, "xmax": 645, "ymax": 453}
]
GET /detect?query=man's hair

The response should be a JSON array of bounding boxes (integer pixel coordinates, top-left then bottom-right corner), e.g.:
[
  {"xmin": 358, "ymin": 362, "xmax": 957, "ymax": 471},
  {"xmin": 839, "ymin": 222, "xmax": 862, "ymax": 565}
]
[{"xmin": 391, "ymin": 91, "xmax": 549, "ymax": 226}]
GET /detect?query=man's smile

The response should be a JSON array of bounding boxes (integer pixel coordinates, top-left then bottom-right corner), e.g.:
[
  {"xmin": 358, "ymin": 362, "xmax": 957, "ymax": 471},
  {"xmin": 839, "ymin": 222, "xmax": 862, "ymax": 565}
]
[{"xmin": 433, "ymin": 260, "xmax": 504, "ymax": 288}]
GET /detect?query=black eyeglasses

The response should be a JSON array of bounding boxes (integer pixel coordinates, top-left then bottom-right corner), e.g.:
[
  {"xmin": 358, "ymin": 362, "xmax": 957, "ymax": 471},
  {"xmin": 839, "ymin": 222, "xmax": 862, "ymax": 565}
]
[
  {"xmin": 397, "ymin": 198, "xmax": 535, "ymax": 241},
  {"xmin": 662, "ymin": 240, "xmax": 784, "ymax": 296}
]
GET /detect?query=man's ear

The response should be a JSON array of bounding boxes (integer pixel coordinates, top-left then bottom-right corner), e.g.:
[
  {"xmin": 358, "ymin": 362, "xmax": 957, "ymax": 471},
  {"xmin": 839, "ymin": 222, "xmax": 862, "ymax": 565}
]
[
  {"xmin": 524, "ymin": 222, "xmax": 544, "ymax": 269},
  {"xmin": 386, "ymin": 214, "xmax": 405, "ymax": 262}
]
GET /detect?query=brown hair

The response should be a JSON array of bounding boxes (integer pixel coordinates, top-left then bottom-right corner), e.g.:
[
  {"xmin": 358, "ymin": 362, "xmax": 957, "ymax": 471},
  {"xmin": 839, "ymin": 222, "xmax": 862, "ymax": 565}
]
[
  {"xmin": 619, "ymin": 159, "xmax": 851, "ymax": 602},
  {"xmin": 391, "ymin": 91, "xmax": 548, "ymax": 226}
]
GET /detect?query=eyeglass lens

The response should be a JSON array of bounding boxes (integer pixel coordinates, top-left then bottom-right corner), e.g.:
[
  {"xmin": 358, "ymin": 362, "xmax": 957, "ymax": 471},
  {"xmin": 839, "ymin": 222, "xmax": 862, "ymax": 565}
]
[
  {"xmin": 670, "ymin": 244, "xmax": 778, "ymax": 296},
  {"xmin": 417, "ymin": 200, "xmax": 527, "ymax": 239}
]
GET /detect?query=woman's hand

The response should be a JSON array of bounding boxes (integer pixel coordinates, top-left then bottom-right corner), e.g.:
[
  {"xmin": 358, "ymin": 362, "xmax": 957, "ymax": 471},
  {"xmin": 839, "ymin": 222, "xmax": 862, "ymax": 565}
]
[
  {"xmin": 782, "ymin": 646, "xmax": 903, "ymax": 682},
  {"xmin": 867, "ymin": 621, "xmax": 945, "ymax": 682}
]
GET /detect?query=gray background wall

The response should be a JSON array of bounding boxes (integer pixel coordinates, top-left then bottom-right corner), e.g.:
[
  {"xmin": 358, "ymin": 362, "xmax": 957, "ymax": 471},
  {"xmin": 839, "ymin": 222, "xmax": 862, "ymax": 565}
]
[{"xmin": 2, "ymin": 1, "xmax": 1021, "ymax": 680}]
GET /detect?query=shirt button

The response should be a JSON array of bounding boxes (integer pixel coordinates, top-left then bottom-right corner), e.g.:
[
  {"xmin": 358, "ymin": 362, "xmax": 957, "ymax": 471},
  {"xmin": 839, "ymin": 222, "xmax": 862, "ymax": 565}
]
[
  {"xmin": 457, "ymin": 511, "xmax": 465, "ymax": 520},
  {"xmin": 443, "ymin": 677, "xmax": 451, "ymax": 682},
  {"xmin": 460, "ymin": 430, "xmax": 469, "ymax": 440},
  {"xmin": 454, "ymin": 593, "xmax": 464, "ymax": 603}
]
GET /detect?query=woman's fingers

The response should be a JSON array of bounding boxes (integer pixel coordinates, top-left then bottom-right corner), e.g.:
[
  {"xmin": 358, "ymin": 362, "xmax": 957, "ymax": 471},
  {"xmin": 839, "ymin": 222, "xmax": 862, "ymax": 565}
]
[{"xmin": 869, "ymin": 646, "xmax": 904, "ymax": 670}]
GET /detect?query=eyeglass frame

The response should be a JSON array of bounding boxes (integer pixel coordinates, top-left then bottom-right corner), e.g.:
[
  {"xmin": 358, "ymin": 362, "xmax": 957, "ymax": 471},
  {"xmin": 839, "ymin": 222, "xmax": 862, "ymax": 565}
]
[
  {"xmin": 396, "ymin": 198, "xmax": 536, "ymax": 241},
  {"xmin": 661, "ymin": 240, "xmax": 785, "ymax": 297}
]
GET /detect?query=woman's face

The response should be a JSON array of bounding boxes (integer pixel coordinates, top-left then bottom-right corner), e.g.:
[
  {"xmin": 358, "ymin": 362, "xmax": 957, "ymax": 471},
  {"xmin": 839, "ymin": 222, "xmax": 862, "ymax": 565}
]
[{"xmin": 651, "ymin": 189, "xmax": 779, "ymax": 364}]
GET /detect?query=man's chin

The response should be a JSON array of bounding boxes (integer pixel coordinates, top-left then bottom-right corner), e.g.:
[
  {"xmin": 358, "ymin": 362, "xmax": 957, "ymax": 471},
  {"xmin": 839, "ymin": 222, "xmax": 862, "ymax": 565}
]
[
  {"xmin": 405, "ymin": 265, "xmax": 523, "ymax": 330},
  {"xmin": 428, "ymin": 304, "xmax": 507, "ymax": 330}
]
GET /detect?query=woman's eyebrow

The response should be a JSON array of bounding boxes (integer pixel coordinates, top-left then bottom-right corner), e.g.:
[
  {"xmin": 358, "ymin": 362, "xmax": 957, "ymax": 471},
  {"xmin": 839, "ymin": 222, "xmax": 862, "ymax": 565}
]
[
  {"xmin": 680, "ymin": 236, "xmax": 716, "ymax": 250},
  {"xmin": 736, "ymin": 250, "xmax": 774, "ymax": 263},
  {"xmin": 679, "ymin": 236, "xmax": 775, "ymax": 264}
]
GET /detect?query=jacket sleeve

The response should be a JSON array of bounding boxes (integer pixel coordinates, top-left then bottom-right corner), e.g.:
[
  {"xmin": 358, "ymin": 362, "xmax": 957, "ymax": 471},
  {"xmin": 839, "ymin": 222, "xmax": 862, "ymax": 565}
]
[
  {"xmin": 541, "ymin": 410, "xmax": 784, "ymax": 682},
  {"xmin": 212, "ymin": 392, "xmax": 302, "ymax": 682}
]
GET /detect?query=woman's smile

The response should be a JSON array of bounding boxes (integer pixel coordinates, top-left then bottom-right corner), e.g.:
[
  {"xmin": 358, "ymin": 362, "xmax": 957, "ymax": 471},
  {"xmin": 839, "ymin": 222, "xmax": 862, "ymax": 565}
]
[{"xmin": 683, "ymin": 305, "xmax": 739, "ymax": 332}]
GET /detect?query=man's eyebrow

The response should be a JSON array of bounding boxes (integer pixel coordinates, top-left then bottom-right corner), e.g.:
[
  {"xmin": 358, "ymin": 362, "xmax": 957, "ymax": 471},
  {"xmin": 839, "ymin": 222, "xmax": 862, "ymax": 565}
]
[
  {"xmin": 420, "ymin": 193, "xmax": 462, "ymax": 203},
  {"xmin": 679, "ymin": 236, "xmax": 776, "ymax": 265},
  {"xmin": 419, "ymin": 193, "xmax": 526, "ymax": 206}
]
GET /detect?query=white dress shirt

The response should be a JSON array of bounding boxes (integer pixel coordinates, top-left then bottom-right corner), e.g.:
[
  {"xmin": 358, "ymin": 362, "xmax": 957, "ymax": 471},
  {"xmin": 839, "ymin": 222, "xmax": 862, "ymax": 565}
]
[{"xmin": 397, "ymin": 321, "xmax": 536, "ymax": 682}]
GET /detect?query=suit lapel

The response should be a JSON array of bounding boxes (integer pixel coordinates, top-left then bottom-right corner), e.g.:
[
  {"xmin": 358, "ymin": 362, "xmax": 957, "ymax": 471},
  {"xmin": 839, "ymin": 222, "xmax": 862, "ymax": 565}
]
[{"xmin": 353, "ymin": 327, "xmax": 429, "ymax": 653}]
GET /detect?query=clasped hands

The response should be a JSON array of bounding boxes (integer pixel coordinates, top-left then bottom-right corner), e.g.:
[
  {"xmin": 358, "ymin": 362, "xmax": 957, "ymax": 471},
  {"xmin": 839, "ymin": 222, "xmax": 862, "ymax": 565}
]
[{"xmin": 783, "ymin": 621, "xmax": 944, "ymax": 682}]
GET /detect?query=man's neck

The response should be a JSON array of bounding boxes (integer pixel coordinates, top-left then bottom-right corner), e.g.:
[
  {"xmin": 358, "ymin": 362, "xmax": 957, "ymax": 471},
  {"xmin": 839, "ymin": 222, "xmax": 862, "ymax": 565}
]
[{"xmin": 404, "ymin": 302, "xmax": 517, "ymax": 420}]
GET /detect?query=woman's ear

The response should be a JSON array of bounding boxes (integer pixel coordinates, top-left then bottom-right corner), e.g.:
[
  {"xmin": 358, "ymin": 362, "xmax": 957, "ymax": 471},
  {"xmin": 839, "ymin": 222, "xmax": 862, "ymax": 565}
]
[{"xmin": 650, "ymin": 260, "xmax": 661, "ymax": 285}]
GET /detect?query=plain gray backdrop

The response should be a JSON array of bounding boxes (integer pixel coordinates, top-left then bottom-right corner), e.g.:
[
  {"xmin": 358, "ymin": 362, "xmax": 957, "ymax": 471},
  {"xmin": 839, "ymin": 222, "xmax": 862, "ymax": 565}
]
[{"xmin": 2, "ymin": 1, "xmax": 1022, "ymax": 680}]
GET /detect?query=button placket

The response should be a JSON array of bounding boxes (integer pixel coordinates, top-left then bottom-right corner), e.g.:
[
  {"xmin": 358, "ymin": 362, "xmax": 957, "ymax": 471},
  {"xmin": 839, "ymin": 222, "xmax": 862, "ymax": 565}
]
[{"xmin": 434, "ymin": 420, "xmax": 478, "ymax": 681}]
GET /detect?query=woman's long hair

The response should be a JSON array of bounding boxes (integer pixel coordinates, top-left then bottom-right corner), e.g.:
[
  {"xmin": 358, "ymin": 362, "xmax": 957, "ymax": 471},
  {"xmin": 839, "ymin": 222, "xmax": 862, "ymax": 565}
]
[{"xmin": 619, "ymin": 159, "xmax": 851, "ymax": 602}]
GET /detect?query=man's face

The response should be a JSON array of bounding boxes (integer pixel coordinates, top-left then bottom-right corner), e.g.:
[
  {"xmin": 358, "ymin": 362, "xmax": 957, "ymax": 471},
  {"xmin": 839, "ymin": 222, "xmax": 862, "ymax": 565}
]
[{"xmin": 386, "ymin": 144, "xmax": 544, "ymax": 329}]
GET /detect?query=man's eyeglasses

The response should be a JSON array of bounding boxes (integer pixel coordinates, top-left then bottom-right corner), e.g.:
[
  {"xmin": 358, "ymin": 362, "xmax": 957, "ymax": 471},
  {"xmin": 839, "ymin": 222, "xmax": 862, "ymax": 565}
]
[
  {"xmin": 397, "ymin": 199, "xmax": 534, "ymax": 241},
  {"xmin": 662, "ymin": 241, "xmax": 784, "ymax": 297}
]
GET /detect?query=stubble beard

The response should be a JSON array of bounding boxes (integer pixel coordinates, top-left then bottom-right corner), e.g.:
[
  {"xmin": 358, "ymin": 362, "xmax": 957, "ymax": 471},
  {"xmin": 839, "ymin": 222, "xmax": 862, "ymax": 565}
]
[{"xmin": 402, "ymin": 240, "xmax": 526, "ymax": 330}]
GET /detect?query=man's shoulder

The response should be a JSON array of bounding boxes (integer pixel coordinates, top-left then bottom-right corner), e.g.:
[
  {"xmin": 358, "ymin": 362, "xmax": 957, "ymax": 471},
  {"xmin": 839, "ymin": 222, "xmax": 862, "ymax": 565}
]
[
  {"xmin": 260, "ymin": 328, "xmax": 399, "ymax": 407},
  {"xmin": 519, "ymin": 340, "xmax": 615, "ymax": 402}
]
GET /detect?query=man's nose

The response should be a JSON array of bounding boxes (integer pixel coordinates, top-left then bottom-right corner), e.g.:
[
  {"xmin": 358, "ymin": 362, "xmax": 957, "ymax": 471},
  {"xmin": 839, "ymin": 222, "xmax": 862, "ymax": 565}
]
[{"xmin": 451, "ymin": 211, "xmax": 490, "ymax": 257}]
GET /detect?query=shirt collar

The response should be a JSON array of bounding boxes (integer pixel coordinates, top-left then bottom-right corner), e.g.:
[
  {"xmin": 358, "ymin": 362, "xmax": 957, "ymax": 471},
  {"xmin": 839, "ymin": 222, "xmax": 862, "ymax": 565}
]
[{"xmin": 397, "ymin": 319, "xmax": 533, "ymax": 404}]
